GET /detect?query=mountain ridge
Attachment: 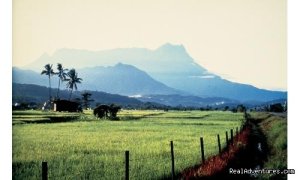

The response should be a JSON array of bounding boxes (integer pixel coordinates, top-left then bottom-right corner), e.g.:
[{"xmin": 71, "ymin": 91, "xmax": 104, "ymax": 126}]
[
  {"xmin": 13, "ymin": 63, "xmax": 184, "ymax": 96},
  {"xmin": 20, "ymin": 43, "xmax": 286, "ymax": 102}
]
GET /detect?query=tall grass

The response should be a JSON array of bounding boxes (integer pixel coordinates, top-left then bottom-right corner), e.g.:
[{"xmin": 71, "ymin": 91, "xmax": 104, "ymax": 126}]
[
  {"xmin": 12, "ymin": 110, "xmax": 243, "ymax": 179},
  {"xmin": 250, "ymin": 112, "xmax": 287, "ymax": 179}
]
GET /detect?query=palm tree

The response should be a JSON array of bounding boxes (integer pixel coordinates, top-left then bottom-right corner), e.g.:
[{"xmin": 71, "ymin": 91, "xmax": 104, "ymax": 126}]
[
  {"xmin": 41, "ymin": 64, "xmax": 55, "ymax": 102},
  {"xmin": 56, "ymin": 63, "xmax": 68, "ymax": 99},
  {"xmin": 66, "ymin": 69, "xmax": 82, "ymax": 100}
]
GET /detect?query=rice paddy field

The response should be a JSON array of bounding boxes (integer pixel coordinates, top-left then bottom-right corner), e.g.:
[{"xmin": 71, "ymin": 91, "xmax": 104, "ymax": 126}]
[{"xmin": 12, "ymin": 110, "xmax": 244, "ymax": 179}]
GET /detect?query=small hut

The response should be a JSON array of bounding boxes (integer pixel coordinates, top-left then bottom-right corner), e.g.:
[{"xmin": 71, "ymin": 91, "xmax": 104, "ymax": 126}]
[{"xmin": 53, "ymin": 100, "xmax": 82, "ymax": 112}]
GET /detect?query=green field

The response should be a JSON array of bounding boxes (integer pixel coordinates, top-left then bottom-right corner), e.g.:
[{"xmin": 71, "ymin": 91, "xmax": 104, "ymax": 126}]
[{"xmin": 13, "ymin": 110, "xmax": 244, "ymax": 179}]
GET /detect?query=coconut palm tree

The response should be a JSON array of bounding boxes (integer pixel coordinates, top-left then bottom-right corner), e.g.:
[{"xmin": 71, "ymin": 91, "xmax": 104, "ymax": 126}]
[
  {"xmin": 41, "ymin": 64, "xmax": 55, "ymax": 102},
  {"xmin": 66, "ymin": 69, "xmax": 82, "ymax": 100},
  {"xmin": 56, "ymin": 63, "xmax": 68, "ymax": 99}
]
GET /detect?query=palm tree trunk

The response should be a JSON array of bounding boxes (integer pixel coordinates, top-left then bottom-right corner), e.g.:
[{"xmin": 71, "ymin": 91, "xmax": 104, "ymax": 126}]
[
  {"xmin": 69, "ymin": 88, "xmax": 73, "ymax": 100},
  {"xmin": 48, "ymin": 76, "xmax": 51, "ymax": 102},
  {"xmin": 57, "ymin": 79, "xmax": 61, "ymax": 99}
]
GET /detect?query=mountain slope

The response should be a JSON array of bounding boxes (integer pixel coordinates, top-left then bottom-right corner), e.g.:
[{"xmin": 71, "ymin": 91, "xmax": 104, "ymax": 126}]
[
  {"xmin": 13, "ymin": 63, "xmax": 182, "ymax": 96},
  {"xmin": 79, "ymin": 63, "xmax": 182, "ymax": 95},
  {"xmin": 12, "ymin": 83, "xmax": 143, "ymax": 107},
  {"xmin": 12, "ymin": 67, "xmax": 49, "ymax": 87},
  {"xmin": 136, "ymin": 94, "xmax": 240, "ymax": 108},
  {"xmin": 22, "ymin": 43, "xmax": 286, "ymax": 102}
]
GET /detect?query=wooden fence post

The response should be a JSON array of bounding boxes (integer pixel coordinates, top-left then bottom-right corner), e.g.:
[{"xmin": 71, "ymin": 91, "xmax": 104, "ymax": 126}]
[
  {"xmin": 200, "ymin": 137, "xmax": 205, "ymax": 163},
  {"xmin": 170, "ymin": 141, "xmax": 175, "ymax": 180},
  {"xmin": 217, "ymin": 134, "xmax": 221, "ymax": 154},
  {"xmin": 42, "ymin": 162, "xmax": 48, "ymax": 180},
  {"xmin": 225, "ymin": 131, "xmax": 229, "ymax": 147},
  {"xmin": 125, "ymin": 151, "xmax": 129, "ymax": 180},
  {"xmin": 230, "ymin": 129, "xmax": 233, "ymax": 143}
]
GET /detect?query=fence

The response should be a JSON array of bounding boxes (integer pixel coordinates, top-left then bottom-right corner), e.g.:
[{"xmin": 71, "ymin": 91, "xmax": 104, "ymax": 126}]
[{"xmin": 40, "ymin": 124, "xmax": 246, "ymax": 180}]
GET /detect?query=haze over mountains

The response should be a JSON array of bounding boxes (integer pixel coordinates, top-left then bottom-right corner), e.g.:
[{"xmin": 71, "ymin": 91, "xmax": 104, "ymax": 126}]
[{"xmin": 14, "ymin": 43, "xmax": 286, "ymax": 104}]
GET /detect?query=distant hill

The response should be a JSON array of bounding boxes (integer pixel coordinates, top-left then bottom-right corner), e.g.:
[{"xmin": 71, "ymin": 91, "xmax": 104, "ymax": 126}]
[
  {"xmin": 12, "ymin": 83, "xmax": 143, "ymax": 107},
  {"xmin": 13, "ymin": 63, "xmax": 182, "ymax": 96},
  {"xmin": 20, "ymin": 43, "xmax": 287, "ymax": 102},
  {"xmin": 135, "ymin": 94, "xmax": 240, "ymax": 108},
  {"xmin": 12, "ymin": 67, "xmax": 49, "ymax": 87},
  {"xmin": 12, "ymin": 83, "xmax": 286, "ymax": 110},
  {"xmin": 79, "ymin": 63, "xmax": 182, "ymax": 95}
]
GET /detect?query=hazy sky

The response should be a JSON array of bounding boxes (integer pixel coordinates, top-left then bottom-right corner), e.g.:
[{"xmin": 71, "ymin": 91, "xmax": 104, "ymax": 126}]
[{"xmin": 13, "ymin": 0, "xmax": 286, "ymax": 91}]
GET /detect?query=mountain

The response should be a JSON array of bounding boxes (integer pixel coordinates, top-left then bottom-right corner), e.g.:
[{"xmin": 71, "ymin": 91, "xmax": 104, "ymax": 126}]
[
  {"xmin": 24, "ymin": 43, "xmax": 203, "ymax": 76},
  {"xmin": 22, "ymin": 43, "xmax": 287, "ymax": 102},
  {"xmin": 79, "ymin": 63, "xmax": 182, "ymax": 95},
  {"xmin": 135, "ymin": 94, "xmax": 240, "ymax": 108},
  {"xmin": 12, "ymin": 67, "xmax": 49, "ymax": 87},
  {"xmin": 13, "ymin": 64, "xmax": 182, "ymax": 96},
  {"xmin": 12, "ymin": 83, "xmax": 143, "ymax": 107}
]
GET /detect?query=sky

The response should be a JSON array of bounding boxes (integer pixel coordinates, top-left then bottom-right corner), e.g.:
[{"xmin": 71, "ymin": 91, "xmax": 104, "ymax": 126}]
[{"xmin": 13, "ymin": 0, "xmax": 286, "ymax": 91}]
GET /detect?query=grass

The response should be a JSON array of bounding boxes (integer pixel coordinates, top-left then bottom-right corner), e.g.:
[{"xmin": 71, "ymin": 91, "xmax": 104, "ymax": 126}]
[
  {"xmin": 12, "ymin": 110, "xmax": 244, "ymax": 179},
  {"xmin": 250, "ymin": 112, "xmax": 287, "ymax": 179},
  {"xmin": 12, "ymin": 110, "xmax": 81, "ymax": 124}
]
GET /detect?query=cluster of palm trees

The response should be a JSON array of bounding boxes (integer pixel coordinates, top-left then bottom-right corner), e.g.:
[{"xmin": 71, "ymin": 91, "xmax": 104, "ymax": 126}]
[{"xmin": 41, "ymin": 63, "xmax": 82, "ymax": 102}]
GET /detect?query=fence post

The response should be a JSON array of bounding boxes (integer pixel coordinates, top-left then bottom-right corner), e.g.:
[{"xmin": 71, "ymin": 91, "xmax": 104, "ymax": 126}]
[
  {"xmin": 125, "ymin": 151, "xmax": 129, "ymax": 180},
  {"xmin": 217, "ymin": 134, "xmax": 221, "ymax": 154},
  {"xmin": 225, "ymin": 131, "xmax": 229, "ymax": 147},
  {"xmin": 230, "ymin": 129, "xmax": 234, "ymax": 143},
  {"xmin": 170, "ymin": 141, "xmax": 175, "ymax": 180},
  {"xmin": 200, "ymin": 137, "xmax": 205, "ymax": 163},
  {"xmin": 42, "ymin": 162, "xmax": 48, "ymax": 180}
]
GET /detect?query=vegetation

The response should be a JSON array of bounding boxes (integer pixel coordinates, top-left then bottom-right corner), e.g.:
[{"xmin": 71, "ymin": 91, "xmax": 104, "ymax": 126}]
[
  {"xmin": 12, "ymin": 110, "xmax": 80, "ymax": 125},
  {"xmin": 66, "ymin": 68, "xmax": 82, "ymax": 100},
  {"xmin": 12, "ymin": 110, "xmax": 243, "ymax": 179},
  {"xmin": 230, "ymin": 104, "xmax": 246, "ymax": 113},
  {"xmin": 250, "ymin": 112, "xmax": 287, "ymax": 179},
  {"xmin": 41, "ymin": 63, "xmax": 83, "ymax": 104},
  {"xmin": 93, "ymin": 104, "xmax": 122, "ymax": 120},
  {"xmin": 108, "ymin": 104, "xmax": 121, "ymax": 119},
  {"xmin": 181, "ymin": 126, "xmax": 251, "ymax": 178},
  {"xmin": 81, "ymin": 91, "xmax": 94, "ymax": 110},
  {"xmin": 55, "ymin": 63, "xmax": 68, "ymax": 99},
  {"xmin": 41, "ymin": 64, "xmax": 55, "ymax": 102},
  {"xmin": 269, "ymin": 103, "xmax": 285, "ymax": 112}
]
